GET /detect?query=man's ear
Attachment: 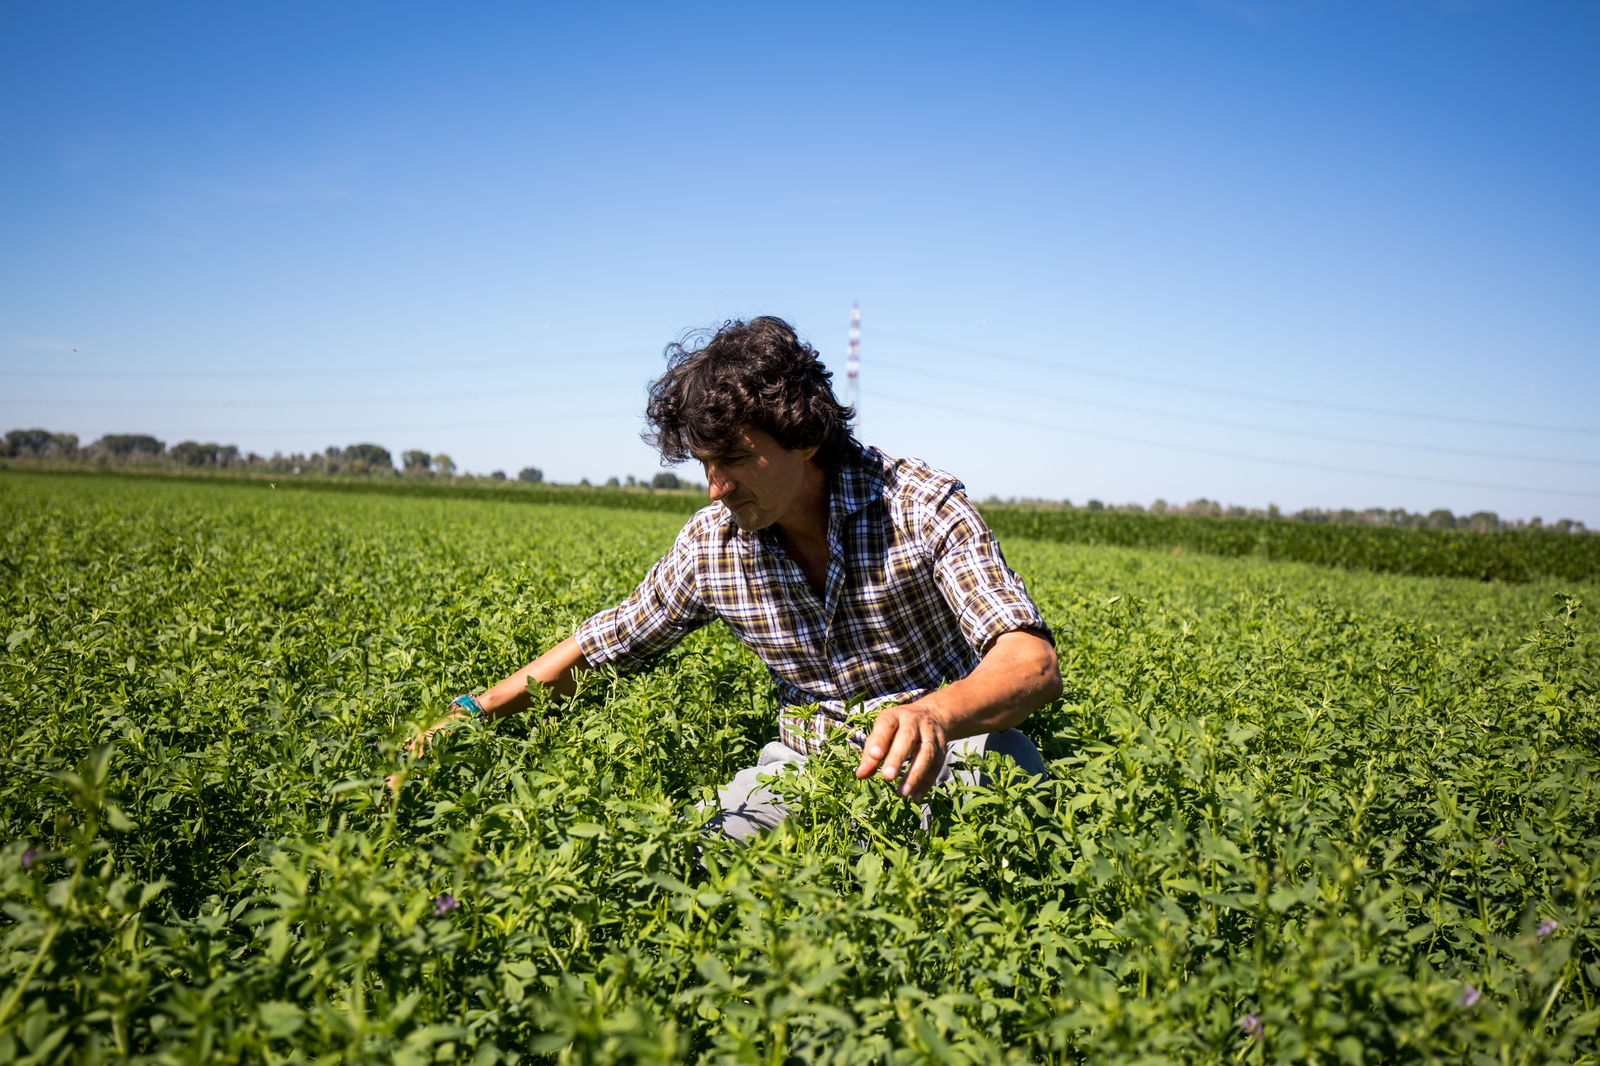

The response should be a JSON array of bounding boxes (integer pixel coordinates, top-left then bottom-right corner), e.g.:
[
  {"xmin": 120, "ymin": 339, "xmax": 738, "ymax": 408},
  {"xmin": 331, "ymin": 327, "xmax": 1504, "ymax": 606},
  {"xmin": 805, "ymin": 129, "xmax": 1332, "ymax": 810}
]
[{"xmin": 798, "ymin": 444, "xmax": 820, "ymax": 463}]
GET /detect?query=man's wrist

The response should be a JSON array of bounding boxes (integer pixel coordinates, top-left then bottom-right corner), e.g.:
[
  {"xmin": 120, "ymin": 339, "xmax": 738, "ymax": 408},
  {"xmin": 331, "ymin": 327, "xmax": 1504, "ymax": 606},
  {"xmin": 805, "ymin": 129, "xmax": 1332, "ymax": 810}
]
[
  {"xmin": 451, "ymin": 693, "xmax": 487, "ymax": 718},
  {"xmin": 906, "ymin": 692, "xmax": 954, "ymax": 732}
]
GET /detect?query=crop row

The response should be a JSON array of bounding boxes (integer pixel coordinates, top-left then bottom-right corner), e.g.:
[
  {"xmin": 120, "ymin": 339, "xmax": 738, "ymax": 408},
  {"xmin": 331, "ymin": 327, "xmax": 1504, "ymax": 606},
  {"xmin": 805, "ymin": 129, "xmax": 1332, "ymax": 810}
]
[
  {"xmin": 11, "ymin": 467, "xmax": 1596, "ymax": 585},
  {"xmin": 984, "ymin": 506, "xmax": 1600, "ymax": 584}
]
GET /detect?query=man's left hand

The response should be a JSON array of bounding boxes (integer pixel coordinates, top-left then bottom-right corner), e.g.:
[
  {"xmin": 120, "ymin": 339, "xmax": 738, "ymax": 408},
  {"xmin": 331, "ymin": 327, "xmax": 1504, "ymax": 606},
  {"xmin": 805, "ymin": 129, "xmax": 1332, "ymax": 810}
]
[
  {"xmin": 854, "ymin": 700, "xmax": 950, "ymax": 801},
  {"xmin": 852, "ymin": 629, "xmax": 1060, "ymax": 803}
]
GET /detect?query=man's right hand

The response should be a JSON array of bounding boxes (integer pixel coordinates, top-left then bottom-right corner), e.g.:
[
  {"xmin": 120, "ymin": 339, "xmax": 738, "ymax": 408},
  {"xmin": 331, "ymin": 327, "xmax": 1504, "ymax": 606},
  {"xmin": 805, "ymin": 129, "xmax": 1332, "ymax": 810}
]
[
  {"xmin": 384, "ymin": 708, "xmax": 471, "ymax": 801},
  {"xmin": 381, "ymin": 635, "xmax": 588, "ymax": 803}
]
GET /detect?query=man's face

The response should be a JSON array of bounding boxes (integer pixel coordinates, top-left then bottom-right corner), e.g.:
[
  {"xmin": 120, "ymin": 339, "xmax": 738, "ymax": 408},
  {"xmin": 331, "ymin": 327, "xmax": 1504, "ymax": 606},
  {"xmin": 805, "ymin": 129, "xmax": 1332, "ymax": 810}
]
[{"xmin": 695, "ymin": 427, "xmax": 820, "ymax": 533}]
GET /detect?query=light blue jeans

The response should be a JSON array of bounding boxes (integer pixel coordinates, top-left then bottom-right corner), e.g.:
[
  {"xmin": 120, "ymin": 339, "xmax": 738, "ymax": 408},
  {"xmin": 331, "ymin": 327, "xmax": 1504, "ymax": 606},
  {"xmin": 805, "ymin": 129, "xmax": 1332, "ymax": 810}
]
[{"xmin": 703, "ymin": 728, "xmax": 1047, "ymax": 842}]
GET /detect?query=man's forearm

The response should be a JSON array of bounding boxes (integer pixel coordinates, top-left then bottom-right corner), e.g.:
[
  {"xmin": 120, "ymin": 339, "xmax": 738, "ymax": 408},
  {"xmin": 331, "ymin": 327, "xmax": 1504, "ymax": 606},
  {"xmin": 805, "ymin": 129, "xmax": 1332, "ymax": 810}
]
[
  {"xmin": 919, "ymin": 628, "xmax": 1062, "ymax": 741},
  {"xmin": 474, "ymin": 634, "xmax": 588, "ymax": 721},
  {"xmin": 855, "ymin": 628, "xmax": 1062, "ymax": 799}
]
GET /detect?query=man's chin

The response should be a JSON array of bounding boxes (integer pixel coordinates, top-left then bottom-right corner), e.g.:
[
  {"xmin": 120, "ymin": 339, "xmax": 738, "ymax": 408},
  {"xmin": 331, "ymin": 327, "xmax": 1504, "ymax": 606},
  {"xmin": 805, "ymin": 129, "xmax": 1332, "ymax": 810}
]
[{"xmin": 724, "ymin": 504, "xmax": 769, "ymax": 531}]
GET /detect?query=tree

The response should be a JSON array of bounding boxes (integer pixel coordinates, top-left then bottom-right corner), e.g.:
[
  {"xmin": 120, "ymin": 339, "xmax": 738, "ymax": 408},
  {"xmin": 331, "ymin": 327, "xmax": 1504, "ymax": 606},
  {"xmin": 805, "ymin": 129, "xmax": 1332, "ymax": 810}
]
[
  {"xmin": 170, "ymin": 441, "xmax": 216, "ymax": 466},
  {"xmin": 401, "ymin": 450, "xmax": 432, "ymax": 476},
  {"xmin": 604, "ymin": 476, "xmax": 620, "ymax": 488},
  {"xmin": 343, "ymin": 443, "xmax": 393, "ymax": 474},
  {"xmin": 95, "ymin": 434, "xmax": 165, "ymax": 459},
  {"xmin": 490, "ymin": 470, "xmax": 506, "ymax": 481},
  {"xmin": 4, "ymin": 429, "xmax": 56, "ymax": 457},
  {"xmin": 432, "ymin": 454, "xmax": 455, "ymax": 478},
  {"xmin": 651, "ymin": 471, "xmax": 681, "ymax": 490},
  {"xmin": 3, "ymin": 429, "xmax": 72, "ymax": 458},
  {"xmin": 518, "ymin": 467, "xmax": 543, "ymax": 484}
]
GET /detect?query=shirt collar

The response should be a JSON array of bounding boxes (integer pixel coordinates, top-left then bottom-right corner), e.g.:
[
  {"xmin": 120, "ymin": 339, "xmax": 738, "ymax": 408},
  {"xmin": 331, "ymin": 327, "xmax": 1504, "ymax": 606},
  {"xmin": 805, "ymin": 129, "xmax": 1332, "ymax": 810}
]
[{"xmin": 829, "ymin": 445, "xmax": 884, "ymax": 522}]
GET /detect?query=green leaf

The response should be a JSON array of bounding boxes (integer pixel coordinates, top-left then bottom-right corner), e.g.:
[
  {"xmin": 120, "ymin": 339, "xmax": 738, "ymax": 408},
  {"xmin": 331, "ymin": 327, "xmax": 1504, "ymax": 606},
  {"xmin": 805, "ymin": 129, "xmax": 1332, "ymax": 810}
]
[{"xmin": 258, "ymin": 1001, "xmax": 304, "ymax": 1039}]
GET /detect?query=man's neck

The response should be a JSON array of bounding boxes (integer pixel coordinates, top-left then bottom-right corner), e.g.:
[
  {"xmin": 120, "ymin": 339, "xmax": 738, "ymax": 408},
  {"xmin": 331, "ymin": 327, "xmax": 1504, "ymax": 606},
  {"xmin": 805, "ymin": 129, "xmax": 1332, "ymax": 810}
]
[{"xmin": 772, "ymin": 462, "xmax": 830, "ymax": 549}]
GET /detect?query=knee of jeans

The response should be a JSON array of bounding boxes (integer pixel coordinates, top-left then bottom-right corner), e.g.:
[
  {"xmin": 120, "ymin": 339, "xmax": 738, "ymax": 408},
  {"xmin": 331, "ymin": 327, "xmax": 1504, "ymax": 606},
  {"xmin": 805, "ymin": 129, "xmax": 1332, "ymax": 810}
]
[
  {"xmin": 987, "ymin": 728, "xmax": 1047, "ymax": 778},
  {"xmin": 756, "ymin": 741, "xmax": 807, "ymax": 768},
  {"xmin": 702, "ymin": 798, "xmax": 790, "ymax": 844},
  {"xmin": 946, "ymin": 729, "xmax": 1046, "ymax": 788}
]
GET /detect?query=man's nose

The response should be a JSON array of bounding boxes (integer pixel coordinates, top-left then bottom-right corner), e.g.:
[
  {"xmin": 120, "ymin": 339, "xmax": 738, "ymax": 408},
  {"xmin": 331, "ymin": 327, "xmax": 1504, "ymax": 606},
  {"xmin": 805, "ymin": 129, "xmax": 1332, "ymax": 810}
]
[{"xmin": 705, "ymin": 463, "xmax": 733, "ymax": 501}]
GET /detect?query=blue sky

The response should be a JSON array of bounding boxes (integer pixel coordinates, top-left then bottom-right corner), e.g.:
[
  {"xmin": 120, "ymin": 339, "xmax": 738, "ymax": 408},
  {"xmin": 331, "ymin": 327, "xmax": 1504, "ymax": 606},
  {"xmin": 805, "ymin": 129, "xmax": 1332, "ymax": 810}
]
[{"xmin": 3, "ymin": 0, "xmax": 1597, "ymax": 525}]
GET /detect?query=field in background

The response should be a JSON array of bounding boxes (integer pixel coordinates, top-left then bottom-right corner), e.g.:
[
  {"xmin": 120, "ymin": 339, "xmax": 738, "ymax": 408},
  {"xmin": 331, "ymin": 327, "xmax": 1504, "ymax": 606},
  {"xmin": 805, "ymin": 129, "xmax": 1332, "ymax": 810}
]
[
  {"xmin": 2, "ymin": 472, "xmax": 1597, "ymax": 1063},
  {"xmin": 6, "ymin": 466, "xmax": 1597, "ymax": 585}
]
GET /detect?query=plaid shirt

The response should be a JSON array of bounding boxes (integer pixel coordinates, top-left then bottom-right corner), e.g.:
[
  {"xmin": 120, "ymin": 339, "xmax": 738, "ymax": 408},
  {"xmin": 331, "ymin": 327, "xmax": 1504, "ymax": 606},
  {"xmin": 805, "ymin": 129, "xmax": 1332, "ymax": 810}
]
[{"xmin": 574, "ymin": 446, "xmax": 1049, "ymax": 755}]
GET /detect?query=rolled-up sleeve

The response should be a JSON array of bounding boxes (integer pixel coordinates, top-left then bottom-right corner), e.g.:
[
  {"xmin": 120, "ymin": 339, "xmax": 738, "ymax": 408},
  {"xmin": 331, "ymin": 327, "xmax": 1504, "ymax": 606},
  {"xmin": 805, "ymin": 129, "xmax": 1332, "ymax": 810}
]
[
  {"xmin": 574, "ymin": 524, "xmax": 716, "ymax": 670},
  {"xmin": 926, "ymin": 486, "xmax": 1051, "ymax": 655}
]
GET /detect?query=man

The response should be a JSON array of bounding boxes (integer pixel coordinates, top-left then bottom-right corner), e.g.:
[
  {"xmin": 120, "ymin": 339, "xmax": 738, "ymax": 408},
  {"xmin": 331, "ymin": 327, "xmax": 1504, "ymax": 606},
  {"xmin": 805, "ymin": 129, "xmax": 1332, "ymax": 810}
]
[{"xmin": 412, "ymin": 317, "xmax": 1060, "ymax": 840}]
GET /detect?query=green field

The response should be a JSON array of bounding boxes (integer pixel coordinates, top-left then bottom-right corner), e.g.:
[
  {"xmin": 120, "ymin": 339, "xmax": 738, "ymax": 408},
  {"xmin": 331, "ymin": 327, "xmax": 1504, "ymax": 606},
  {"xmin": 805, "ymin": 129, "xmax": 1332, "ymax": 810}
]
[{"xmin": 2, "ymin": 471, "xmax": 1597, "ymax": 1064}]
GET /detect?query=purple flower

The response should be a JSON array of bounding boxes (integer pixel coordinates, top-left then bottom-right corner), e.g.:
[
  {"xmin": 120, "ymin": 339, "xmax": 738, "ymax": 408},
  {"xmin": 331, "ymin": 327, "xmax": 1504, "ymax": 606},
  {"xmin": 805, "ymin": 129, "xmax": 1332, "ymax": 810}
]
[
  {"xmin": 1458, "ymin": 983, "xmax": 1481, "ymax": 1008},
  {"xmin": 20, "ymin": 848, "xmax": 36, "ymax": 870},
  {"xmin": 433, "ymin": 893, "xmax": 459, "ymax": 917},
  {"xmin": 1488, "ymin": 836, "xmax": 1504, "ymax": 849},
  {"xmin": 1239, "ymin": 1014, "xmax": 1263, "ymax": 1041},
  {"xmin": 1538, "ymin": 918, "xmax": 1559, "ymax": 938}
]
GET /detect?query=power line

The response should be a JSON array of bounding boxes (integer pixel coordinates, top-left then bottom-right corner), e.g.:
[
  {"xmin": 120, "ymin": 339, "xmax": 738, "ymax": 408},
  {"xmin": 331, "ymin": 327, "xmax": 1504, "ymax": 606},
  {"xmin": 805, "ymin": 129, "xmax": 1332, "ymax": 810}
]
[
  {"xmin": 872, "ymin": 391, "xmax": 1600, "ymax": 501},
  {"xmin": 874, "ymin": 329, "xmax": 1600, "ymax": 437},
  {"xmin": 870, "ymin": 358, "xmax": 1600, "ymax": 469},
  {"xmin": 4, "ymin": 382, "xmax": 641, "ymax": 408},
  {"xmin": 0, "ymin": 351, "xmax": 645, "ymax": 380},
  {"xmin": 132, "ymin": 409, "xmax": 637, "ymax": 439}
]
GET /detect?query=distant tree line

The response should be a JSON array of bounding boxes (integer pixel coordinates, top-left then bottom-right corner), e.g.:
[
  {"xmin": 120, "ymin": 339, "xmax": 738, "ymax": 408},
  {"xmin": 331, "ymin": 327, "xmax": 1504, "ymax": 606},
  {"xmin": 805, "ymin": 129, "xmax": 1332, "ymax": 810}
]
[
  {"xmin": 1, "ymin": 427, "xmax": 704, "ymax": 494},
  {"xmin": 976, "ymin": 493, "xmax": 1588, "ymax": 535},
  {"xmin": 1, "ymin": 429, "xmax": 425, "ymax": 477},
  {"xmin": 32, "ymin": 427, "xmax": 1567, "ymax": 528}
]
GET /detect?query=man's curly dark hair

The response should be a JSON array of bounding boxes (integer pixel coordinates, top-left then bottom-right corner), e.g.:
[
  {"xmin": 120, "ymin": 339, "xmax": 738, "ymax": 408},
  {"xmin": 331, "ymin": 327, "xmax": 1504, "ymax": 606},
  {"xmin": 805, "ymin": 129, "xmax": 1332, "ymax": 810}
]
[{"xmin": 644, "ymin": 316, "xmax": 860, "ymax": 471}]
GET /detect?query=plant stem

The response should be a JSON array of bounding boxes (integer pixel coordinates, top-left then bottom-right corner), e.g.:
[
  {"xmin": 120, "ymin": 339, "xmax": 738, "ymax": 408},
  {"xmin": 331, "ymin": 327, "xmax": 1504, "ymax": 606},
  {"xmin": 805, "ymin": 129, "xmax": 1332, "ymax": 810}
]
[{"xmin": 0, "ymin": 918, "xmax": 63, "ymax": 1031}]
